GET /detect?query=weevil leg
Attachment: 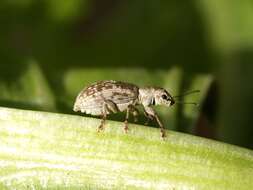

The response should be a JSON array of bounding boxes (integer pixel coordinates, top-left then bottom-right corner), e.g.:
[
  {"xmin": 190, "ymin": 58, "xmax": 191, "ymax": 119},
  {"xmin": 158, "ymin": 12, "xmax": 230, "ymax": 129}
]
[
  {"xmin": 98, "ymin": 112, "xmax": 107, "ymax": 132},
  {"xmin": 104, "ymin": 100, "xmax": 120, "ymax": 113},
  {"xmin": 124, "ymin": 106, "xmax": 130, "ymax": 133},
  {"xmin": 143, "ymin": 106, "xmax": 166, "ymax": 138},
  {"xmin": 97, "ymin": 103, "xmax": 109, "ymax": 132},
  {"xmin": 144, "ymin": 110, "xmax": 154, "ymax": 125},
  {"xmin": 129, "ymin": 105, "xmax": 139, "ymax": 123},
  {"xmin": 154, "ymin": 114, "xmax": 166, "ymax": 139},
  {"xmin": 98, "ymin": 100, "xmax": 119, "ymax": 132}
]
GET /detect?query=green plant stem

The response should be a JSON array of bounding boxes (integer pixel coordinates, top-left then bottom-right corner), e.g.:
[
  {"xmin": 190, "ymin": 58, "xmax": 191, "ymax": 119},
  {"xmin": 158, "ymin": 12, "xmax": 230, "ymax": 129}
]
[{"xmin": 0, "ymin": 107, "xmax": 252, "ymax": 190}]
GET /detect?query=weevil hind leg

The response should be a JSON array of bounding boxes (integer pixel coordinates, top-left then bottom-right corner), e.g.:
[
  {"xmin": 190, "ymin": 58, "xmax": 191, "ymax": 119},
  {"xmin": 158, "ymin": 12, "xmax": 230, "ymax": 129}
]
[
  {"xmin": 98, "ymin": 112, "xmax": 107, "ymax": 132},
  {"xmin": 97, "ymin": 100, "xmax": 119, "ymax": 132},
  {"xmin": 143, "ymin": 106, "xmax": 166, "ymax": 139},
  {"xmin": 97, "ymin": 103, "xmax": 110, "ymax": 132}
]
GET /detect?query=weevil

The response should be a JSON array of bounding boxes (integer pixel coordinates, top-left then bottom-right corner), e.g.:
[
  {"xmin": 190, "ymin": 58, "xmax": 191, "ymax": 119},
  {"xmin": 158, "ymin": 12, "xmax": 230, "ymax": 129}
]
[{"xmin": 73, "ymin": 80, "xmax": 198, "ymax": 138}]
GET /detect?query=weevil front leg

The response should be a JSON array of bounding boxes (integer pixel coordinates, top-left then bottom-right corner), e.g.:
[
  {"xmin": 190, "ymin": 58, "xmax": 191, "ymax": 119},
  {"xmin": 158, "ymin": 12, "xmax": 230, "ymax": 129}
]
[
  {"xmin": 144, "ymin": 110, "xmax": 153, "ymax": 125},
  {"xmin": 143, "ymin": 106, "xmax": 166, "ymax": 138}
]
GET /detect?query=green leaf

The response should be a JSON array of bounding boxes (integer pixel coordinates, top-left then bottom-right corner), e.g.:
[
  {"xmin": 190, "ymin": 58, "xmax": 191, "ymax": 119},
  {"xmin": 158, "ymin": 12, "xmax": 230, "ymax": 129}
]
[
  {"xmin": 0, "ymin": 107, "xmax": 252, "ymax": 189},
  {"xmin": 0, "ymin": 60, "xmax": 56, "ymax": 111}
]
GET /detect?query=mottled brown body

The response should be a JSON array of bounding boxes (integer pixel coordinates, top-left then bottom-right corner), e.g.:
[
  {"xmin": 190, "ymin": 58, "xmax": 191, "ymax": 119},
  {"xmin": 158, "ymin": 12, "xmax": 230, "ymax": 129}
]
[
  {"xmin": 73, "ymin": 80, "xmax": 139, "ymax": 115},
  {"xmin": 74, "ymin": 80, "xmax": 175, "ymax": 138}
]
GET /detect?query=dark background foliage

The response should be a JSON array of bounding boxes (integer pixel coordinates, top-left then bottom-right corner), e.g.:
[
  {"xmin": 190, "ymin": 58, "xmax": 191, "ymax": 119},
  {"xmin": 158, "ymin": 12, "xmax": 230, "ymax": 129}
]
[{"xmin": 0, "ymin": 0, "xmax": 252, "ymax": 148}]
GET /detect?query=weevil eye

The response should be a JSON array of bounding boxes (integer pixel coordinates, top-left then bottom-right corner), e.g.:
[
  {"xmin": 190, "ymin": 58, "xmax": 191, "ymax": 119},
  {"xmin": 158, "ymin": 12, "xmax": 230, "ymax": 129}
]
[{"xmin": 162, "ymin": 94, "xmax": 168, "ymax": 100}]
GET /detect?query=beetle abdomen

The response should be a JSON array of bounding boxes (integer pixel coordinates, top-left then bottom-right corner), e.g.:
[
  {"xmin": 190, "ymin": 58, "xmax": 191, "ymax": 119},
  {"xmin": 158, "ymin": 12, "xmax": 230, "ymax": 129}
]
[{"xmin": 73, "ymin": 80, "xmax": 139, "ymax": 115}]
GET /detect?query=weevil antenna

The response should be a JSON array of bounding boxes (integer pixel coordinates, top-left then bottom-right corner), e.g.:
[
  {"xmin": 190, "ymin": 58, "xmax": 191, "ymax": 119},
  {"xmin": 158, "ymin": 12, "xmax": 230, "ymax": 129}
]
[
  {"xmin": 172, "ymin": 90, "xmax": 200, "ymax": 99},
  {"xmin": 175, "ymin": 101, "xmax": 199, "ymax": 107}
]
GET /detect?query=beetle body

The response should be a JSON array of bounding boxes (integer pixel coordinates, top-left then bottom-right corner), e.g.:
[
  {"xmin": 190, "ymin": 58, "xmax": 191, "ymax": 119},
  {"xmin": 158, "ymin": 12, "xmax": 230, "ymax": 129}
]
[
  {"xmin": 73, "ymin": 80, "xmax": 175, "ymax": 138},
  {"xmin": 74, "ymin": 80, "xmax": 139, "ymax": 115}
]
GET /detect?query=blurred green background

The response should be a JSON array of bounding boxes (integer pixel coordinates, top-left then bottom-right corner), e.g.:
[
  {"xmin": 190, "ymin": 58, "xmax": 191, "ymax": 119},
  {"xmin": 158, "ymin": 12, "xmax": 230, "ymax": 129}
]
[{"xmin": 0, "ymin": 0, "xmax": 252, "ymax": 149}]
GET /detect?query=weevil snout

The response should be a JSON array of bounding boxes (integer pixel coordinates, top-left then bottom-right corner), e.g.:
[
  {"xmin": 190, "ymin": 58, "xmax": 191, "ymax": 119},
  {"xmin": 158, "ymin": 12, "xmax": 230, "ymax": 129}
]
[{"xmin": 170, "ymin": 98, "xmax": 175, "ymax": 106}]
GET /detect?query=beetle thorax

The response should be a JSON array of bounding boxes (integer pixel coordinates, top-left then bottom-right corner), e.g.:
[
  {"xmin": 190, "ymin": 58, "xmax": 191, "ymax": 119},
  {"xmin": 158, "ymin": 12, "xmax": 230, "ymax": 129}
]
[
  {"xmin": 138, "ymin": 87, "xmax": 174, "ymax": 107},
  {"xmin": 138, "ymin": 87, "xmax": 156, "ymax": 106}
]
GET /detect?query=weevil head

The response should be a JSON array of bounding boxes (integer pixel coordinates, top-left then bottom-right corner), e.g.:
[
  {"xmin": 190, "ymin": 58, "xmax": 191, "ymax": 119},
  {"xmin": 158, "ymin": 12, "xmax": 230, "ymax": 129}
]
[
  {"xmin": 153, "ymin": 88, "xmax": 175, "ymax": 107},
  {"xmin": 138, "ymin": 87, "xmax": 175, "ymax": 107}
]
